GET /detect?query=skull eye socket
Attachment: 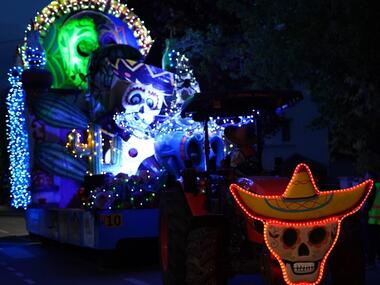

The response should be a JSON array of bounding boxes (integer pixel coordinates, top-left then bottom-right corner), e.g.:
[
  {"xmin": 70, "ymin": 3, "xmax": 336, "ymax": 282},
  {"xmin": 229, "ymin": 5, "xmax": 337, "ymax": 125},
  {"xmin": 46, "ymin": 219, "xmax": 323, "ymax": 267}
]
[
  {"xmin": 126, "ymin": 91, "xmax": 143, "ymax": 105},
  {"xmin": 146, "ymin": 97, "xmax": 158, "ymax": 109},
  {"xmin": 282, "ymin": 228, "xmax": 297, "ymax": 247},
  {"xmin": 309, "ymin": 227, "xmax": 326, "ymax": 244}
]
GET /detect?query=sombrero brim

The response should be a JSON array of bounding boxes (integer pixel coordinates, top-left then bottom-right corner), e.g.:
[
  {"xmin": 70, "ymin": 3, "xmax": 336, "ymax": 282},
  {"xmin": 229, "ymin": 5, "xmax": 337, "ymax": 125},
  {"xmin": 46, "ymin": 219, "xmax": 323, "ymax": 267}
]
[{"xmin": 230, "ymin": 180, "xmax": 373, "ymax": 222}]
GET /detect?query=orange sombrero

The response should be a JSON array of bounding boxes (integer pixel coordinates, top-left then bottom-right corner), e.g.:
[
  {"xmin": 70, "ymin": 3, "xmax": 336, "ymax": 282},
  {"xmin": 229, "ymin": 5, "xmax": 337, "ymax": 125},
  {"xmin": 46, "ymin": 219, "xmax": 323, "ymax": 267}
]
[{"xmin": 230, "ymin": 163, "xmax": 373, "ymax": 222}]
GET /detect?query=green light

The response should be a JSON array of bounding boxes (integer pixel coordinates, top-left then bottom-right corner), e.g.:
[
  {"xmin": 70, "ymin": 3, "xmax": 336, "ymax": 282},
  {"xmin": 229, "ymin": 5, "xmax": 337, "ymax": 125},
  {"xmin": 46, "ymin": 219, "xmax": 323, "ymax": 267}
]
[{"xmin": 57, "ymin": 17, "xmax": 99, "ymax": 89}]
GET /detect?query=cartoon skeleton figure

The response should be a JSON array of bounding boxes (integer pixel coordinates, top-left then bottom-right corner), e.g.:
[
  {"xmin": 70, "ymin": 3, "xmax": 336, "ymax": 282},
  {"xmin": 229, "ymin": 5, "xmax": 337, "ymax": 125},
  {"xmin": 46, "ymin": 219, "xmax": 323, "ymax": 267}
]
[
  {"xmin": 107, "ymin": 59, "xmax": 174, "ymax": 175},
  {"xmin": 114, "ymin": 82, "xmax": 166, "ymax": 139},
  {"xmin": 230, "ymin": 163, "xmax": 373, "ymax": 285}
]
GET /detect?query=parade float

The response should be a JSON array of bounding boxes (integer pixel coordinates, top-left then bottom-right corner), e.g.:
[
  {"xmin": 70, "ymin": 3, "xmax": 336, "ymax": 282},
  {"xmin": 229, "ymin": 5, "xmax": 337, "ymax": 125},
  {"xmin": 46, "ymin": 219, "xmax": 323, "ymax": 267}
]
[{"xmin": 6, "ymin": 0, "xmax": 221, "ymax": 249}]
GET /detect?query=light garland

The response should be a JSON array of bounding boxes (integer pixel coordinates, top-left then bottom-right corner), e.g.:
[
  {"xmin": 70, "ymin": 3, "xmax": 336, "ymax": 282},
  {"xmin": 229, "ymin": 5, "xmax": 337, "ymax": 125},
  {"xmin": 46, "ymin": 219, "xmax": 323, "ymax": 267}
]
[
  {"xmin": 5, "ymin": 66, "xmax": 32, "ymax": 209},
  {"xmin": 83, "ymin": 169, "xmax": 166, "ymax": 209},
  {"xmin": 67, "ymin": 126, "xmax": 126, "ymax": 176},
  {"xmin": 22, "ymin": 0, "xmax": 153, "ymax": 63}
]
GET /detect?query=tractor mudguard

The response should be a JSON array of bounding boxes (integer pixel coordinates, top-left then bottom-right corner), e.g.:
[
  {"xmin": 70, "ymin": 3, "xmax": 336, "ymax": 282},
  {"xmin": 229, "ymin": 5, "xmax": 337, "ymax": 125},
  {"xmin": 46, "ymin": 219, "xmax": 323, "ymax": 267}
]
[{"xmin": 184, "ymin": 192, "xmax": 208, "ymax": 216}]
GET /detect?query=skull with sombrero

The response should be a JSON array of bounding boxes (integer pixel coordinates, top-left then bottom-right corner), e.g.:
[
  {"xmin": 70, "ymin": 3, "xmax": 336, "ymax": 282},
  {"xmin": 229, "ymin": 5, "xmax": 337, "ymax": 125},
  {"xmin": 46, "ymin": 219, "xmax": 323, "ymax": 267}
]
[{"xmin": 230, "ymin": 163, "xmax": 373, "ymax": 285}]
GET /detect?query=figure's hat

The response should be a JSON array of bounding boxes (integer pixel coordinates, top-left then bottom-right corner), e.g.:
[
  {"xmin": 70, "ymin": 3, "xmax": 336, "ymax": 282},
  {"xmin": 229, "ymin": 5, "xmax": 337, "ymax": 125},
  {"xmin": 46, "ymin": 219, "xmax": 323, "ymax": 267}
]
[
  {"xmin": 110, "ymin": 58, "xmax": 175, "ymax": 96},
  {"xmin": 230, "ymin": 163, "xmax": 373, "ymax": 222}
]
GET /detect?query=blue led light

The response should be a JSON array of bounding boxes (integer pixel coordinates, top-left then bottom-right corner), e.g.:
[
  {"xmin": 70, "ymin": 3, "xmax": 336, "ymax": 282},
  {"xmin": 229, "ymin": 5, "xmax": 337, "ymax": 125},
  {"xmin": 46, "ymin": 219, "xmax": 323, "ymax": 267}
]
[
  {"xmin": 6, "ymin": 66, "xmax": 32, "ymax": 209},
  {"xmin": 25, "ymin": 46, "xmax": 46, "ymax": 69}
]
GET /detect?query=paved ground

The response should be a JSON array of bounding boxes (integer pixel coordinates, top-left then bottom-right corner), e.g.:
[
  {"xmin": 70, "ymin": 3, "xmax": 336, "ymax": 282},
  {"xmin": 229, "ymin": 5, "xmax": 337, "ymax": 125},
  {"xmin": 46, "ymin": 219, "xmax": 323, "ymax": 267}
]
[
  {"xmin": 0, "ymin": 207, "xmax": 263, "ymax": 285},
  {"xmin": 0, "ymin": 206, "xmax": 379, "ymax": 285}
]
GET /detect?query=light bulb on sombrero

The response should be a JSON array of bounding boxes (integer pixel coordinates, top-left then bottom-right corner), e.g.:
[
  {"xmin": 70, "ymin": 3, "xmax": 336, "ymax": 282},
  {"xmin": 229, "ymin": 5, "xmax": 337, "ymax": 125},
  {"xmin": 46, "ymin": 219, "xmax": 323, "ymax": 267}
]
[{"xmin": 230, "ymin": 163, "xmax": 373, "ymax": 285}]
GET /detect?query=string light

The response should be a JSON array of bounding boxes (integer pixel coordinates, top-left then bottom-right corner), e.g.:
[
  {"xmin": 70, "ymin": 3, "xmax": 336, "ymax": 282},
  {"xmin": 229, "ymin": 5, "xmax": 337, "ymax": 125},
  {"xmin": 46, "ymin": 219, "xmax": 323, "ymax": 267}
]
[
  {"xmin": 5, "ymin": 66, "xmax": 31, "ymax": 209},
  {"xmin": 167, "ymin": 50, "xmax": 200, "ymax": 104},
  {"xmin": 25, "ymin": 47, "xmax": 46, "ymax": 68},
  {"xmin": 83, "ymin": 169, "xmax": 166, "ymax": 209}
]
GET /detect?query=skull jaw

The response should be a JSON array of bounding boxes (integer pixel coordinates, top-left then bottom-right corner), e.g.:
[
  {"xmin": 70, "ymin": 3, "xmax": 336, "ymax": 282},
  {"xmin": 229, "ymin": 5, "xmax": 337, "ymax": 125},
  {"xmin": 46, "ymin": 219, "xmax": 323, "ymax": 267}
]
[
  {"xmin": 128, "ymin": 112, "xmax": 154, "ymax": 128},
  {"xmin": 114, "ymin": 112, "xmax": 153, "ymax": 138},
  {"xmin": 283, "ymin": 259, "xmax": 321, "ymax": 284}
]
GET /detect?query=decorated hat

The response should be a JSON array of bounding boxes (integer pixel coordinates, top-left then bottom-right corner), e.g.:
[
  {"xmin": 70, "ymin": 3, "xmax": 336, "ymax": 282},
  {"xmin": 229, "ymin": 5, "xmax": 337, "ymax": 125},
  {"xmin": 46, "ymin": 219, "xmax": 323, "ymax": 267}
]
[
  {"xmin": 224, "ymin": 124, "xmax": 257, "ymax": 146},
  {"xmin": 110, "ymin": 58, "xmax": 175, "ymax": 96},
  {"xmin": 230, "ymin": 163, "xmax": 373, "ymax": 222}
]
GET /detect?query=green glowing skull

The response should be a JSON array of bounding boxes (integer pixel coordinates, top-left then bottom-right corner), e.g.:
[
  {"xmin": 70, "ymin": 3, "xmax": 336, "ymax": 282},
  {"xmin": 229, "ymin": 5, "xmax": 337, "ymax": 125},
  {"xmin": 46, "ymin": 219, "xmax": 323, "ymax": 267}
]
[{"xmin": 57, "ymin": 17, "xmax": 99, "ymax": 89}]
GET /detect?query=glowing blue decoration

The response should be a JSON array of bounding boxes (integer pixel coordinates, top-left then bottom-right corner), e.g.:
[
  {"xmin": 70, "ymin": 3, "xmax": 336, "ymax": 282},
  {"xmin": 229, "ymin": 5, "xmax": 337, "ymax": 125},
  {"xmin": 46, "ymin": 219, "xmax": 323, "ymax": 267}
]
[
  {"xmin": 25, "ymin": 47, "xmax": 46, "ymax": 68},
  {"xmin": 23, "ymin": 23, "xmax": 47, "ymax": 69},
  {"xmin": 6, "ymin": 66, "xmax": 32, "ymax": 209},
  {"xmin": 7, "ymin": 66, "xmax": 23, "ymax": 86},
  {"xmin": 166, "ymin": 50, "xmax": 200, "ymax": 105},
  {"xmin": 154, "ymin": 131, "xmax": 205, "ymax": 176}
]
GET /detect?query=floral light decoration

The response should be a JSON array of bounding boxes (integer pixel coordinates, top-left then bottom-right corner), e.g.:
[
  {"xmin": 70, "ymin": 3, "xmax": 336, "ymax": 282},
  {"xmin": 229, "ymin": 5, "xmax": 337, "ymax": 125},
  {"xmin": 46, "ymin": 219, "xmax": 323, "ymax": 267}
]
[
  {"xmin": 230, "ymin": 163, "xmax": 373, "ymax": 285},
  {"xmin": 167, "ymin": 50, "xmax": 200, "ymax": 105},
  {"xmin": 5, "ymin": 65, "xmax": 32, "ymax": 209}
]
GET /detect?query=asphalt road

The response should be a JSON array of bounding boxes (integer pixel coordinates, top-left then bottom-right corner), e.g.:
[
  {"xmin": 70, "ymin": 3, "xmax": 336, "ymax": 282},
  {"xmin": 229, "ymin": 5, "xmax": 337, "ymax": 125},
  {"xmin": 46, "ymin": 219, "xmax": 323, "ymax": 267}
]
[
  {"xmin": 0, "ymin": 214, "xmax": 264, "ymax": 285},
  {"xmin": 1, "ymin": 214, "xmax": 379, "ymax": 285}
]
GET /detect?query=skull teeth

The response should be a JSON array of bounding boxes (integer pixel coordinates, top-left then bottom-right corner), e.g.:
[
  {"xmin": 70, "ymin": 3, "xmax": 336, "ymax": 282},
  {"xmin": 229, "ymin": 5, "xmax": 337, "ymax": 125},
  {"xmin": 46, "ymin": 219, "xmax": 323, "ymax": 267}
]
[{"xmin": 292, "ymin": 262, "xmax": 315, "ymax": 274}]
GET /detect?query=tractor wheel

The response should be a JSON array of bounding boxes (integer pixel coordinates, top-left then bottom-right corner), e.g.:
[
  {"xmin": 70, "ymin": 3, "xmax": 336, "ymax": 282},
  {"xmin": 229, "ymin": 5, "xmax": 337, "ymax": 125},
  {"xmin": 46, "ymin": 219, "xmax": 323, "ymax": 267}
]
[
  {"xmin": 159, "ymin": 187, "xmax": 191, "ymax": 285},
  {"xmin": 159, "ymin": 187, "xmax": 227, "ymax": 285},
  {"xmin": 185, "ymin": 227, "xmax": 227, "ymax": 285},
  {"xmin": 261, "ymin": 247, "xmax": 286, "ymax": 285}
]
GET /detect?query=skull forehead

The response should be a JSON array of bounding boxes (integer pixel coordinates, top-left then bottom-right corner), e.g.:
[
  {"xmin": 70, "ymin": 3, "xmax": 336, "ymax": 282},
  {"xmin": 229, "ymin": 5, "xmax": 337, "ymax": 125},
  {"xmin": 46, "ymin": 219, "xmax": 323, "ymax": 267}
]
[{"xmin": 122, "ymin": 83, "xmax": 162, "ymax": 106}]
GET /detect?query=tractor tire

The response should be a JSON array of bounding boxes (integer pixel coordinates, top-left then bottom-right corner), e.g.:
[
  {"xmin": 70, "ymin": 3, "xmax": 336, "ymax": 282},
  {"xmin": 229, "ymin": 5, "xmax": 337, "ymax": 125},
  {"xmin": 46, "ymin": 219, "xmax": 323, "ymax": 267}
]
[
  {"xmin": 186, "ymin": 227, "xmax": 227, "ymax": 285},
  {"xmin": 159, "ymin": 187, "xmax": 191, "ymax": 285},
  {"xmin": 159, "ymin": 187, "xmax": 227, "ymax": 285}
]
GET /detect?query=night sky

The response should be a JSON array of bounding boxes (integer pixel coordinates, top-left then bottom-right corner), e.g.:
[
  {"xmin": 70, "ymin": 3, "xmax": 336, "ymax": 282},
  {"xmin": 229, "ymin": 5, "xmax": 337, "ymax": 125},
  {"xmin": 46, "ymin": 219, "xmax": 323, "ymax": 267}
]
[
  {"xmin": 0, "ymin": 1, "xmax": 51, "ymax": 171},
  {"xmin": 0, "ymin": 1, "xmax": 51, "ymax": 90}
]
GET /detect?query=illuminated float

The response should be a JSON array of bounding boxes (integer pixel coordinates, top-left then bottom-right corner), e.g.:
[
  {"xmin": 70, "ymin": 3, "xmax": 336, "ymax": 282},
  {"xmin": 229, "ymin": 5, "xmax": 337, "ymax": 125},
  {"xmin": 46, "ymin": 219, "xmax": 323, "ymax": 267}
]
[{"xmin": 5, "ymin": 0, "xmax": 223, "ymax": 248}]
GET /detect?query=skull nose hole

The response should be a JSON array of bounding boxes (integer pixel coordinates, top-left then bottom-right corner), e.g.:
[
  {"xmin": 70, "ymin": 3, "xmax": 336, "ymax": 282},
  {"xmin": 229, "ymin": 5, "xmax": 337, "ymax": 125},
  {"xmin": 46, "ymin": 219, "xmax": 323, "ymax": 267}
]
[
  {"xmin": 139, "ymin": 106, "xmax": 144, "ymax": 113},
  {"xmin": 298, "ymin": 243, "xmax": 309, "ymax": 256}
]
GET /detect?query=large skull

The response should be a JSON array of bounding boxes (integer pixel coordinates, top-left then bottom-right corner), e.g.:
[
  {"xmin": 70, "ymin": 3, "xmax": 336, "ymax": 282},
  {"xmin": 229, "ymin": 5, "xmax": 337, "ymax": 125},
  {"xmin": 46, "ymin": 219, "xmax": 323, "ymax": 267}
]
[
  {"xmin": 265, "ymin": 221, "xmax": 339, "ymax": 284},
  {"xmin": 114, "ymin": 82, "xmax": 165, "ymax": 138},
  {"xmin": 115, "ymin": 83, "xmax": 164, "ymax": 136},
  {"xmin": 122, "ymin": 82, "xmax": 164, "ymax": 125}
]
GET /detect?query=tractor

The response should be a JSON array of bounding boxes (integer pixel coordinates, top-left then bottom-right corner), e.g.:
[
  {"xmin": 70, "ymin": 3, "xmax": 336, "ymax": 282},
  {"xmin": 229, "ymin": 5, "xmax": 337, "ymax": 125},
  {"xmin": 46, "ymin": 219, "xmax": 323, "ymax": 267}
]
[{"xmin": 158, "ymin": 90, "xmax": 302, "ymax": 285}]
